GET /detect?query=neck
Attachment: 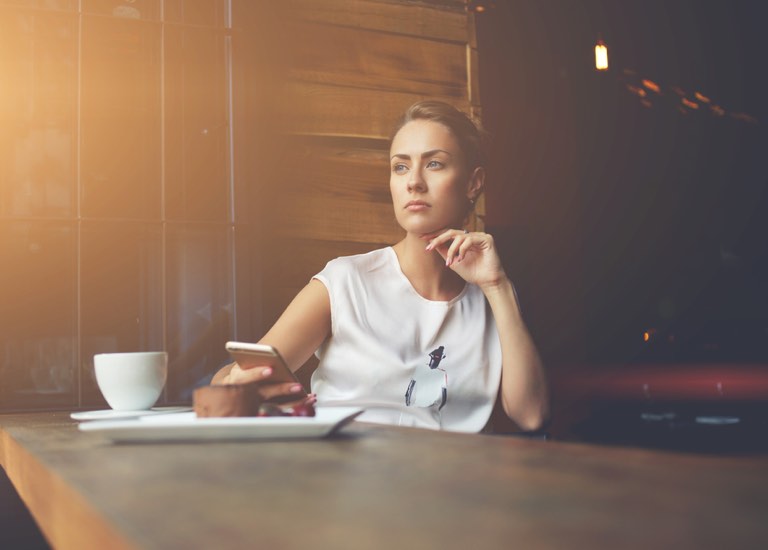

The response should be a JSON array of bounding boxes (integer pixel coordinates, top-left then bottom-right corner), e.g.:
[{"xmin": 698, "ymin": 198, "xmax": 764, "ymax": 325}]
[{"xmin": 392, "ymin": 233, "xmax": 465, "ymax": 301}]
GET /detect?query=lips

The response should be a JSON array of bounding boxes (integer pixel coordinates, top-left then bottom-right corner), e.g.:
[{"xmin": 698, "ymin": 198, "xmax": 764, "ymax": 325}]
[{"xmin": 405, "ymin": 200, "xmax": 430, "ymax": 210}]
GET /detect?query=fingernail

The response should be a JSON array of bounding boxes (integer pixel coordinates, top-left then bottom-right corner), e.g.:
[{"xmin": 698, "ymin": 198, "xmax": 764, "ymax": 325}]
[
  {"xmin": 290, "ymin": 384, "xmax": 303, "ymax": 393},
  {"xmin": 262, "ymin": 367, "xmax": 272, "ymax": 377},
  {"xmin": 425, "ymin": 243, "xmax": 432, "ymax": 250}
]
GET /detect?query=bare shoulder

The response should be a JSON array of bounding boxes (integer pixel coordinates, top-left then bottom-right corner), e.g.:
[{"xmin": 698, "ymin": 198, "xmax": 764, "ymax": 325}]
[
  {"xmin": 299, "ymin": 278, "xmax": 330, "ymax": 308},
  {"xmin": 276, "ymin": 279, "xmax": 330, "ymax": 329}
]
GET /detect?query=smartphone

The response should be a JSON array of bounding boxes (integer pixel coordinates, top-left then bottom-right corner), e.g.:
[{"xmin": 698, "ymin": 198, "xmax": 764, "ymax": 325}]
[{"xmin": 225, "ymin": 341, "xmax": 303, "ymax": 388}]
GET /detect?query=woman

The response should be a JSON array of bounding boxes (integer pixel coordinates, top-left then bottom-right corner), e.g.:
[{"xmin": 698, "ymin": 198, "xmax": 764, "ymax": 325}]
[{"xmin": 212, "ymin": 100, "xmax": 548, "ymax": 432}]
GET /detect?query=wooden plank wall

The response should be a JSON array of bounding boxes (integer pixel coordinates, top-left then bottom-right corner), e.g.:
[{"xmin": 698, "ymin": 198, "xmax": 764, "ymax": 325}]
[{"xmin": 256, "ymin": 0, "xmax": 484, "ymax": 366}]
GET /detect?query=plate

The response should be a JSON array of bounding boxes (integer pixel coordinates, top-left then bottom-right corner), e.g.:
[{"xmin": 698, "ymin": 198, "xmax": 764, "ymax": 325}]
[
  {"xmin": 77, "ymin": 407, "xmax": 364, "ymax": 442},
  {"xmin": 70, "ymin": 406, "xmax": 193, "ymax": 421}
]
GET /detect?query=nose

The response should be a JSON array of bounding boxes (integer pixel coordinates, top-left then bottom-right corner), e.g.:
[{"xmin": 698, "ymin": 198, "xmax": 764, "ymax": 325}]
[{"xmin": 407, "ymin": 168, "xmax": 426, "ymax": 193}]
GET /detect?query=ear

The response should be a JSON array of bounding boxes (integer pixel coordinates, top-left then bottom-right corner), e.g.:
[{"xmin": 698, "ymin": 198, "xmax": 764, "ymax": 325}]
[{"xmin": 466, "ymin": 166, "xmax": 486, "ymax": 201}]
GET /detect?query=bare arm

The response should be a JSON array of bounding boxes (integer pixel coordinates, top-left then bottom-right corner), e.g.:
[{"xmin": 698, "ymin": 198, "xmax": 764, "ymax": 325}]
[
  {"xmin": 211, "ymin": 279, "xmax": 331, "ymax": 385},
  {"xmin": 481, "ymin": 278, "xmax": 549, "ymax": 431},
  {"xmin": 427, "ymin": 229, "xmax": 550, "ymax": 431}
]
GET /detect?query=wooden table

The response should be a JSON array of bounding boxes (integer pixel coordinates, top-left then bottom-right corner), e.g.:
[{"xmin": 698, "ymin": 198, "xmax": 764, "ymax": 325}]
[{"xmin": 2, "ymin": 412, "xmax": 768, "ymax": 549}]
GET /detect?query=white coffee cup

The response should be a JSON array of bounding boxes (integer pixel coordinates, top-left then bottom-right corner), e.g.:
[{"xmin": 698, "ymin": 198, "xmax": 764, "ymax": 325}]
[{"xmin": 94, "ymin": 352, "xmax": 168, "ymax": 411}]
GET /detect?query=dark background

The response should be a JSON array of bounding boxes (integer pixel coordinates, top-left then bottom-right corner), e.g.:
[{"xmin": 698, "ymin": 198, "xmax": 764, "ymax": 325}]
[{"xmin": 477, "ymin": 0, "xmax": 768, "ymax": 366}]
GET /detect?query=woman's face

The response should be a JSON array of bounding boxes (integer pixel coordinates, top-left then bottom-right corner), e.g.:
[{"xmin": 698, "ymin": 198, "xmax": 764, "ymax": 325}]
[{"xmin": 389, "ymin": 120, "xmax": 477, "ymax": 236}]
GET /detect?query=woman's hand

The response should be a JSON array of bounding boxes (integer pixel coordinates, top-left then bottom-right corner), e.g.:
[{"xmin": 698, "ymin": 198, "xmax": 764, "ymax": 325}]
[
  {"xmin": 424, "ymin": 229, "xmax": 508, "ymax": 290},
  {"xmin": 215, "ymin": 362, "xmax": 308, "ymax": 402}
]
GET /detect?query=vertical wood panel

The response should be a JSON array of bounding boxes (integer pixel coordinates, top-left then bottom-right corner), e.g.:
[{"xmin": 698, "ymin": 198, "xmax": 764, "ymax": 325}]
[{"xmin": 467, "ymin": 45, "xmax": 482, "ymax": 108}]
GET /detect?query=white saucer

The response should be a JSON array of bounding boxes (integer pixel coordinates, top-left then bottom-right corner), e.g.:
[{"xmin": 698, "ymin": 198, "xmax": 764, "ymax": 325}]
[{"xmin": 70, "ymin": 406, "xmax": 193, "ymax": 421}]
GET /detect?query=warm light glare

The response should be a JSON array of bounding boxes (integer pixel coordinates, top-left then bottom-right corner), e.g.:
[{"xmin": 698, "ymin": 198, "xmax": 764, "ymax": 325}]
[
  {"xmin": 694, "ymin": 92, "xmax": 711, "ymax": 104},
  {"xmin": 682, "ymin": 97, "xmax": 699, "ymax": 109},
  {"xmin": 642, "ymin": 79, "xmax": 661, "ymax": 93},
  {"xmin": 711, "ymin": 105, "xmax": 726, "ymax": 117},
  {"xmin": 465, "ymin": 0, "xmax": 494, "ymax": 12},
  {"xmin": 595, "ymin": 40, "xmax": 608, "ymax": 71}
]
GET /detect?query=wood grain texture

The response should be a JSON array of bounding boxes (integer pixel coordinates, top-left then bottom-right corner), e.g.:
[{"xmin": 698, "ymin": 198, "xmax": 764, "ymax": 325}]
[
  {"xmin": 1, "ymin": 419, "xmax": 134, "ymax": 550},
  {"xmin": 287, "ymin": 20, "xmax": 468, "ymax": 98},
  {"xmin": 3, "ymin": 413, "xmax": 768, "ymax": 550},
  {"xmin": 284, "ymin": 81, "xmax": 471, "ymax": 139},
  {"xmin": 289, "ymin": 0, "xmax": 468, "ymax": 42},
  {"xmin": 267, "ymin": 140, "xmax": 403, "ymax": 243},
  {"xmin": 279, "ymin": 140, "xmax": 392, "ymax": 201},
  {"xmin": 278, "ymin": 194, "xmax": 401, "ymax": 243}
]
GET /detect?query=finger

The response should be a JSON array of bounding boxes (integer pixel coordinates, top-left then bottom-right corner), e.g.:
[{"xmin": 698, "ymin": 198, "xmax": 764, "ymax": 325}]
[
  {"xmin": 225, "ymin": 365, "xmax": 274, "ymax": 385},
  {"xmin": 425, "ymin": 229, "xmax": 466, "ymax": 252},
  {"xmin": 424, "ymin": 231, "xmax": 453, "ymax": 250},
  {"xmin": 445, "ymin": 233, "xmax": 468, "ymax": 266},
  {"xmin": 259, "ymin": 381, "xmax": 306, "ymax": 400},
  {"xmin": 279, "ymin": 394, "xmax": 317, "ymax": 409},
  {"xmin": 456, "ymin": 234, "xmax": 476, "ymax": 263}
]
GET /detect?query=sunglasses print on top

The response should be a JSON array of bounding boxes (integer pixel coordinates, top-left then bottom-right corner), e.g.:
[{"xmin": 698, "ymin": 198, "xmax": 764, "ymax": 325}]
[{"xmin": 405, "ymin": 346, "xmax": 447, "ymax": 410}]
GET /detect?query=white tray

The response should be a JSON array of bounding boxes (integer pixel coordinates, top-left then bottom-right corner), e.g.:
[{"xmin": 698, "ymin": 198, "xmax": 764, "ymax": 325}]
[
  {"xmin": 78, "ymin": 407, "xmax": 364, "ymax": 442},
  {"xmin": 71, "ymin": 406, "xmax": 193, "ymax": 421}
]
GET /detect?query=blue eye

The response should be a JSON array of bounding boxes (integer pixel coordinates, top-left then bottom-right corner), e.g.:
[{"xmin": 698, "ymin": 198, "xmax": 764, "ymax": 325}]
[
  {"xmin": 393, "ymin": 164, "xmax": 408, "ymax": 174},
  {"xmin": 427, "ymin": 160, "xmax": 443, "ymax": 169}
]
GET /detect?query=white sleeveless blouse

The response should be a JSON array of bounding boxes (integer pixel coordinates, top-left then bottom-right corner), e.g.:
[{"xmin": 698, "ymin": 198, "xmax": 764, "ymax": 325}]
[{"xmin": 312, "ymin": 247, "xmax": 502, "ymax": 432}]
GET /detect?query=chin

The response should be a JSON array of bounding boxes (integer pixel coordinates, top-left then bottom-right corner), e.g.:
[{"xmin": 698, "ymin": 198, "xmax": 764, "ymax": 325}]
[
  {"xmin": 397, "ymin": 220, "xmax": 438, "ymax": 236},
  {"xmin": 395, "ymin": 212, "xmax": 462, "ymax": 237},
  {"xmin": 411, "ymin": 227, "xmax": 454, "ymax": 240}
]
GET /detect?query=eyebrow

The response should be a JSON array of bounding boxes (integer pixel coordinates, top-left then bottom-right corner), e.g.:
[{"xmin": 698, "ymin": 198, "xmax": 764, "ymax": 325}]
[{"xmin": 390, "ymin": 149, "xmax": 453, "ymax": 161}]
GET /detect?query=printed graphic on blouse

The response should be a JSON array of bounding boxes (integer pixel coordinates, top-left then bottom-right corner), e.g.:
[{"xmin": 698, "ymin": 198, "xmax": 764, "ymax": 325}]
[{"xmin": 405, "ymin": 346, "xmax": 447, "ymax": 410}]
